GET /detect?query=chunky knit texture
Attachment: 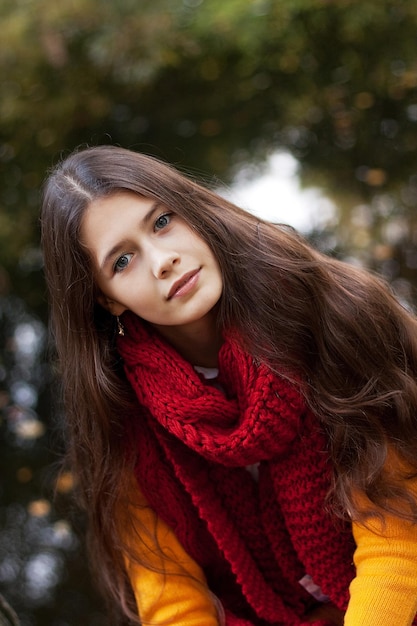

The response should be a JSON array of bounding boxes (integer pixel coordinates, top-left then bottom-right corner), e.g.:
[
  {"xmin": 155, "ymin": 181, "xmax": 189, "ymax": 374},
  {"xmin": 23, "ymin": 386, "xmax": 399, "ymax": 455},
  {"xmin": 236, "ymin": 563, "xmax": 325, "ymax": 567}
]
[{"xmin": 118, "ymin": 313, "xmax": 356, "ymax": 626}]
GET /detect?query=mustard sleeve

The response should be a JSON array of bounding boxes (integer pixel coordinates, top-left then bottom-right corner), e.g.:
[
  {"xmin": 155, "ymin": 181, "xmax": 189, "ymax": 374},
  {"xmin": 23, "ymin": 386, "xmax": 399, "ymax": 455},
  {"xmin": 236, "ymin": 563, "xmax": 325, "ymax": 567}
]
[
  {"xmin": 123, "ymin": 488, "xmax": 221, "ymax": 626},
  {"xmin": 345, "ymin": 473, "xmax": 417, "ymax": 626}
]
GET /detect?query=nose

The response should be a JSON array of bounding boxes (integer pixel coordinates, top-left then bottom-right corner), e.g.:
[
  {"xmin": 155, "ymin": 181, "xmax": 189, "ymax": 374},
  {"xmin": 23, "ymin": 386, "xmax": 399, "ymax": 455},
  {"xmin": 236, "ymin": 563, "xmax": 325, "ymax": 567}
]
[{"xmin": 150, "ymin": 246, "xmax": 179, "ymax": 279}]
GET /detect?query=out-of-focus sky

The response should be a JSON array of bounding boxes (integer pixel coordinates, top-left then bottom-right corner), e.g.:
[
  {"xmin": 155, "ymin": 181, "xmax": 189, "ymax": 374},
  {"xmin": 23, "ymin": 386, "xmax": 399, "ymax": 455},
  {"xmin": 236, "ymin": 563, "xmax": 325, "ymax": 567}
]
[{"xmin": 221, "ymin": 151, "xmax": 336, "ymax": 233}]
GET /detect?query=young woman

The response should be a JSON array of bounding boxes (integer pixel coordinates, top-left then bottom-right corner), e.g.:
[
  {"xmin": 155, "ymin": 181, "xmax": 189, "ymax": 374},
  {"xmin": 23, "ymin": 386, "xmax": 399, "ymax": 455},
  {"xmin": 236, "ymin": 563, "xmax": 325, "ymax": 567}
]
[{"xmin": 41, "ymin": 145, "xmax": 417, "ymax": 626}]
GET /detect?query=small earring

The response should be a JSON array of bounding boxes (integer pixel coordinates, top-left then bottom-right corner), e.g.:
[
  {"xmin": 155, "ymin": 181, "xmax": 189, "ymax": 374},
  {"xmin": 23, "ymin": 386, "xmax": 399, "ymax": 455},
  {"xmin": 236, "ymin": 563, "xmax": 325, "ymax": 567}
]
[{"xmin": 116, "ymin": 316, "xmax": 125, "ymax": 336}]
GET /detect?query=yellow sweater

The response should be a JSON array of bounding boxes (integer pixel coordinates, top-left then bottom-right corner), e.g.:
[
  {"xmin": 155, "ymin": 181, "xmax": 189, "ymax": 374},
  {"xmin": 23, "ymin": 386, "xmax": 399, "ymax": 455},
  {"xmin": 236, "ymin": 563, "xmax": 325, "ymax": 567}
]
[
  {"xmin": 125, "ymin": 479, "xmax": 417, "ymax": 626},
  {"xmin": 124, "ymin": 490, "xmax": 220, "ymax": 625}
]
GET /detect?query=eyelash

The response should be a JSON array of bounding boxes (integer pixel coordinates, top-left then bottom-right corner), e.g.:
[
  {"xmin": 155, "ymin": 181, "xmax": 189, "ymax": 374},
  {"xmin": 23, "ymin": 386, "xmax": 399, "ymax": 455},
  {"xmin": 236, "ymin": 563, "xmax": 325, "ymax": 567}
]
[
  {"xmin": 154, "ymin": 212, "xmax": 173, "ymax": 231},
  {"xmin": 114, "ymin": 253, "xmax": 133, "ymax": 273},
  {"xmin": 113, "ymin": 212, "xmax": 174, "ymax": 273}
]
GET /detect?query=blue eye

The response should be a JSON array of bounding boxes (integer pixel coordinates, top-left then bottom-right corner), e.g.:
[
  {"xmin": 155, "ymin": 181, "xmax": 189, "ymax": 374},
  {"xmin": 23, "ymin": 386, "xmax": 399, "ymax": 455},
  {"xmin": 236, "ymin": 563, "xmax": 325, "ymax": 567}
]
[
  {"xmin": 114, "ymin": 253, "xmax": 132, "ymax": 272},
  {"xmin": 154, "ymin": 213, "xmax": 172, "ymax": 231}
]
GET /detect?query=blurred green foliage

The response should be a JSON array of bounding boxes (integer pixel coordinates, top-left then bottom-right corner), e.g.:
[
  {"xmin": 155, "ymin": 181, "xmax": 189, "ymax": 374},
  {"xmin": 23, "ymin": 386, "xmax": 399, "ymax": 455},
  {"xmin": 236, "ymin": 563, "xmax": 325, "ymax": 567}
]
[{"xmin": 1, "ymin": 0, "xmax": 417, "ymax": 313}]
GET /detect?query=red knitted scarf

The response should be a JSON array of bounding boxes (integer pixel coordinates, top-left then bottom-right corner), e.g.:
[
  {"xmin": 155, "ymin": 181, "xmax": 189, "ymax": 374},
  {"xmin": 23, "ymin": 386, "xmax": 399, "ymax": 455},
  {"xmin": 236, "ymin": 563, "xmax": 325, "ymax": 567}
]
[{"xmin": 118, "ymin": 313, "xmax": 356, "ymax": 626}]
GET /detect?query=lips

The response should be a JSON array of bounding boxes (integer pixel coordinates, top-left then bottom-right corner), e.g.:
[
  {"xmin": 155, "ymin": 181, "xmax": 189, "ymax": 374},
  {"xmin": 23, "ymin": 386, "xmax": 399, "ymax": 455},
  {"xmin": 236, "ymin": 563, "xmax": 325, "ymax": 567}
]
[{"xmin": 167, "ymin": 269, "xmax": 200, "ymax": 300}]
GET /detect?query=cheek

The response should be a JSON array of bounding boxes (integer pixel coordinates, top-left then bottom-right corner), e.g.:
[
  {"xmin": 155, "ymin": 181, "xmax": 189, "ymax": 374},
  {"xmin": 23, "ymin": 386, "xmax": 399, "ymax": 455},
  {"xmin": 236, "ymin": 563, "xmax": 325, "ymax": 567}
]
[
  {"xmin": 187, "ymin": 227, "xmax": 213, "ymax": 253},
  {"xmin": 198, "ymin": 240, "xmax": 219, "ymax": 267}
]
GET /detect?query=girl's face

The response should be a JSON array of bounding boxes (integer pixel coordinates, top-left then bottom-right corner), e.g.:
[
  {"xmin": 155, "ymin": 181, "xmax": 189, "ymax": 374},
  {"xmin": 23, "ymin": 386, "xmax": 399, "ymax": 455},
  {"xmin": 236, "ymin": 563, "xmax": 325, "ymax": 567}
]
[{"xmin": 80, "ymin": 191, "xmax": 223, "ymax": 332}]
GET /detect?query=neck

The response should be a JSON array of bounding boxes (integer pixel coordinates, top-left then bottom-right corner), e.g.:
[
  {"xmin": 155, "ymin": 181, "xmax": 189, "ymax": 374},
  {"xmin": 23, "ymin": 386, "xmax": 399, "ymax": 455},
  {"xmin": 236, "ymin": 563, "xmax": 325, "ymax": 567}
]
[{"xmin": 152, "ymin": 312, "xmax": 222, "ymax": 368}]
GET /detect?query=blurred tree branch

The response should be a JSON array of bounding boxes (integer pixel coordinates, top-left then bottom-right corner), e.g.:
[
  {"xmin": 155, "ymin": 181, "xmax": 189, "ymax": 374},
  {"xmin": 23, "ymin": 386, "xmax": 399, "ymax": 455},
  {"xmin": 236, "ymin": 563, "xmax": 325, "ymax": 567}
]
[{"xmin": 0, "ymin": 595, "xmax": 19, "ymax": 626}]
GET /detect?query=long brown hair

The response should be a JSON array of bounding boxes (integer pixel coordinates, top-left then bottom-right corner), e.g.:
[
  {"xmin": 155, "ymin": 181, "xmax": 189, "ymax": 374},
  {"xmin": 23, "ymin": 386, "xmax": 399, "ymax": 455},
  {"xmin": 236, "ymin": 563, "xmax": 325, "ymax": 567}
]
[{"xmin": 41, "ymin": 145, "xmax": 417, "ymax": 622}]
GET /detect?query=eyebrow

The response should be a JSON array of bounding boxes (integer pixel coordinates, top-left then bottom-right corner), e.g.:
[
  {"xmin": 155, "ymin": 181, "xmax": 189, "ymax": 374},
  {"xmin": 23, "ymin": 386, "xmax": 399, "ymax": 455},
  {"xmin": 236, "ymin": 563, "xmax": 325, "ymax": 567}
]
[{"xmin": 99, "ymin": 200, "xmax": 161, "ymax": 272}]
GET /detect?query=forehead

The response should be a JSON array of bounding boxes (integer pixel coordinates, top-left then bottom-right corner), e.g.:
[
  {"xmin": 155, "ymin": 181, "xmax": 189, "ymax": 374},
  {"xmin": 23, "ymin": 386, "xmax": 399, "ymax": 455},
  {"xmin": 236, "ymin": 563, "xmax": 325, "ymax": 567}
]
[
  {"xmin": 81, "ymin": 192, "xmax": 154, "ymax": 234},
  {"xmin": 84, "ymin": 190, "xmax": 153, "ymax": 217},
  {"xmin": 80, "ymin": 192, "xmax": 156, "ymax": 257}
]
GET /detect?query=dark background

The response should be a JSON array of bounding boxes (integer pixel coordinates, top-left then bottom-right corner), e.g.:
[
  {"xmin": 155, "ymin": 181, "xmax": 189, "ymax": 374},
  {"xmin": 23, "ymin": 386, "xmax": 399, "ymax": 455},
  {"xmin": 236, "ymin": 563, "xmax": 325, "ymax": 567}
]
[{"xmin": 1, "ymin": 1, "xmax": 417, "ymax": 623}]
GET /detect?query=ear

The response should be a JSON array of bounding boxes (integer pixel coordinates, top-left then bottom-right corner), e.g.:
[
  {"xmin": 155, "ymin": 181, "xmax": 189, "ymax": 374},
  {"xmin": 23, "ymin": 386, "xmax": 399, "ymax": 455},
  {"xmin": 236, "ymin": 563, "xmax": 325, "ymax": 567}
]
[{"xmin": 97, "ymin": 293, "xmax": 127, "ymax": 316}]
